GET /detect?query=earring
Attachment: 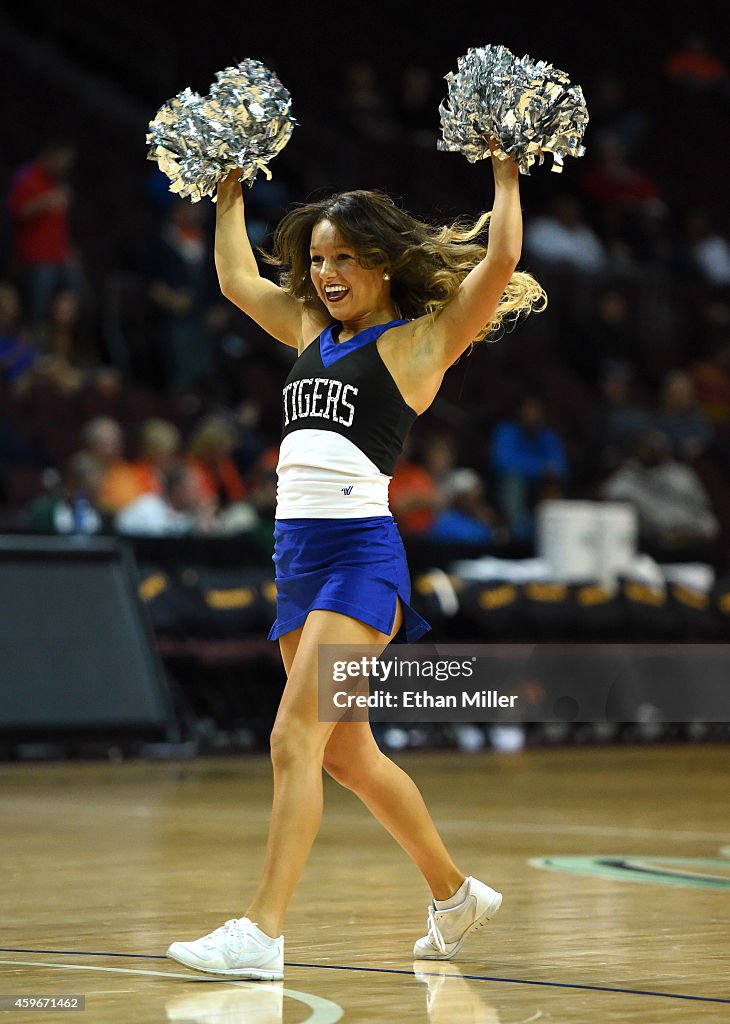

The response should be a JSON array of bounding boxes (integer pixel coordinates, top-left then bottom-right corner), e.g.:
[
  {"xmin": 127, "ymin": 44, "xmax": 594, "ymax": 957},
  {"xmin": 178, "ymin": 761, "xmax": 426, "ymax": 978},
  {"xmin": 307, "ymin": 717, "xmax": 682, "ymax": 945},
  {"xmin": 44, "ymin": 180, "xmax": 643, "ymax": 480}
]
[{"xmin": 383, "ymin": 272, "xmax": 391, "ymax": 281}]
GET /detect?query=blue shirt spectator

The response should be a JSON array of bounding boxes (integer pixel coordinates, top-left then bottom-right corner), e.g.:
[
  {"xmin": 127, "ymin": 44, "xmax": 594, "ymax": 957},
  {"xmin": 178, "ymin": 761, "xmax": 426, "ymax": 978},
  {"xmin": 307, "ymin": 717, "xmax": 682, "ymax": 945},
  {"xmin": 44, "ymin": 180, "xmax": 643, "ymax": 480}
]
[
  {"xmin": 490, "ymin": 401, "xmax": 568, "ymax": 481},
  {"xmin": 489, "ymin": 397, "xmax": 568, "ymax": 541},
  {"xmin": 0, "ymin": 282, "xmax": 37, "ymax": 387},
  {"xmin": 426, "ymin": 468, "xmax": 497, "ymax": 545},
  {"xmin": 653, "ymin": 369, "xmax": 714, "ymax": 462}
]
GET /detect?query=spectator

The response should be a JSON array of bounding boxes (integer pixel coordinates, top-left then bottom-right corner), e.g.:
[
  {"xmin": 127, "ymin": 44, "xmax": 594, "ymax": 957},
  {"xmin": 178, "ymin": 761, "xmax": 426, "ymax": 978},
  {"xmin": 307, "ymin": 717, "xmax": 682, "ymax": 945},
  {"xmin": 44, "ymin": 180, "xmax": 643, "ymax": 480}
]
[
  {"xmin": 690, "ymin": 340, "xmax": 730, "ymax": 425},
  {"xmin": 0, "ymin": 281, "xmax": 38, "ymax": 389},
  {"xmin": 586, "ymin": 72, "xmax": 648, "ymax": 159},
  {"xmin": 426, "ymin": 468, "xmax": 500, "ymax": 545},
  {"xmin": 244, "ymin": 445, "xmax": 279, "ymax": 556},
  {"xmin": 247, "ymin": 445, "xmax": 279, "ymax": 521},
  {"xmin": 683, "ymin": 207, "xmax": 730, "ymax": 291},
  {"xmin": 663, "ymin": 32, "xmax": 730, "ymax": 92},
  {"xmin": 653, "ymin": 369, "xmax": 714, "ymax": 461},
  {"xmin": 580, "ymin": 133, "xmax": 667, "ymax": 264},
  {"xmin": 115, "ymin": 461, "xmax": 215, "ymax": 537},
  {"xmin": 489, "ymin": 397, "xmax": 569, "ymax": 541},
  {"xmin": 231, "ymin": 399, "xmax": 269, "ymax": 478},
  {"xmin": 146, "ymin": 199, "xmax": 215, "ymax": 395},
  {"xmin": 132, "ymin": 418, "xmax": 182, "ymax": 495},
  {"xmin": 587, "ymin": 362, "xmax": 653, "ymax": 476},
  {"xmin": 389, "ymin": 435, "xmax": 440, "ymax": 535},
  {"xmin": 602, "ymin": 429, "xmax": 719, "ymax": 550},
  {"xmin": 25, "ymin": 451, "xmax": 104, "ymax": 535},
  {"xmin": 41, "ymin": 288, "xmax": 83, "ymax": 363},
  {"xmin": 6, "ymin": 140, "xmax": 82, "ymax": 328},
  {"xmin": 569, "ymin": 286, "xmax": 640, "ymax": 383},
  {"xmin": 420, "ymin": 432, "xmax": 459, "ymax": 498},
  {"xmin": 186, "ymin": 413, "xmax": 247, "ymax": 509},
  {"xmin": 582, "ymin": 132, "xmax": 664, "ymax": 214},
  {"xmin": 524, "ymin": 194, "xmax": 607, "ymax": 275},
  {"xmin": 0, "ymin": 284, "xmax": 85, "ymax": 395},
  {"xmin": 79, "ymin": 416, "xmax": 141, "ymax": 514}
]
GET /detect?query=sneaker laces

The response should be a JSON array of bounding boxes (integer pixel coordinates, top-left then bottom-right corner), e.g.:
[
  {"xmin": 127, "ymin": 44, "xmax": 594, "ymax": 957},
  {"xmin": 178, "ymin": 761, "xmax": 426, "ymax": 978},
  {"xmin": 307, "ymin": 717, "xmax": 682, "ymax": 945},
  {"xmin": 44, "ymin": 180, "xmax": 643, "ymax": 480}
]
[
  {"xmin": 426, "ymin": 905, "xmax": 447, "ymax": 954},
  {"xmin": 203, "ymin": 918, "xmax": 252, "ymax": 952}
]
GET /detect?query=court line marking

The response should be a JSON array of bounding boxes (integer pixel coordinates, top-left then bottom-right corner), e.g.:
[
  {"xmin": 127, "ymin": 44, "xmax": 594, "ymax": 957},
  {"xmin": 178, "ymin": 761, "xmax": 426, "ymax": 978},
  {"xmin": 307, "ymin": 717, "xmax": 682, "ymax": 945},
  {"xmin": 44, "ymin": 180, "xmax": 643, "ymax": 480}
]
[
  {"xmin": 1, "ymin": 952, "xmax": 728, "ymax": 1006},
  {"xmin": 289, "ymin": 963, "xmax": 730, "ymax": 1005},
  {"xmin": 530, "ymin": 854, "xmax": 730, "ymax": 889},
  {"xmin": 0, "ymin": 960, "xmax": 343, "ymax": 1023}
]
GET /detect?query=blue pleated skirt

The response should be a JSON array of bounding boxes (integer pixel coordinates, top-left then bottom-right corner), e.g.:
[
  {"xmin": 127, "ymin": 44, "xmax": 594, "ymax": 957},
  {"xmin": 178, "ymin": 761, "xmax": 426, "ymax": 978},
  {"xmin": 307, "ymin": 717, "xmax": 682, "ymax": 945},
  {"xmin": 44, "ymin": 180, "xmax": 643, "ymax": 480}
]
[{"xmin": 267, "ymin": 516, "xmax": 431, "ymax": 642}]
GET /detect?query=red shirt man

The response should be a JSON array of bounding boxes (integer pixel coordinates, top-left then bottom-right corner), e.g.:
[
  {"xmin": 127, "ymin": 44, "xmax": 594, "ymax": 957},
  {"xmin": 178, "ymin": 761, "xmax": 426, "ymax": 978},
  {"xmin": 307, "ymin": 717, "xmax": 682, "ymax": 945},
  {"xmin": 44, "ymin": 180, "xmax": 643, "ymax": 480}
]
[
  {"xmin": 7, "ymin": 143, "xmax": 75, "ymax": 266},
  {"xmin": 6, "ymin": 142, "xmax": 78, "ymax": 326}
]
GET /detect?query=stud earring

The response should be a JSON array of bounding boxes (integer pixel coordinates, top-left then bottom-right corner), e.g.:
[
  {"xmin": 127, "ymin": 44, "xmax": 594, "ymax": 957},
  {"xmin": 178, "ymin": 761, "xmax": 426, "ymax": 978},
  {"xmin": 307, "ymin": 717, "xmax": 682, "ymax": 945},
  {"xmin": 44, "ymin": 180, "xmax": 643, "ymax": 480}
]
[{"xmin": 383, "ymin": 272, "xmax": 391, "ymax": 281}]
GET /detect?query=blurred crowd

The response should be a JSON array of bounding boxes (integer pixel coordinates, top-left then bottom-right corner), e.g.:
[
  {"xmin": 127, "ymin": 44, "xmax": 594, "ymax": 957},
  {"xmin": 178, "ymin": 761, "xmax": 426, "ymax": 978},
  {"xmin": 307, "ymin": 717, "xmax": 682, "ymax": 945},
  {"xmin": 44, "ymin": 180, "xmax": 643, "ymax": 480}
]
[{"xmin": 1, "ymin": 26, "xmax": 730, "ymax": 569}]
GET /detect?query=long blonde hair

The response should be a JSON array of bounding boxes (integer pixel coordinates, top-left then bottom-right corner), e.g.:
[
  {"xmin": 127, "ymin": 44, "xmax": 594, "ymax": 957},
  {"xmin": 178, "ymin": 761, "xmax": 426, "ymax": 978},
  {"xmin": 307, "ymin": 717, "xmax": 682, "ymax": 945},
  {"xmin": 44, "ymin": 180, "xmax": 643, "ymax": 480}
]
[{"xmin": 265, "ymin": 189, "xmax": 546, "ymax": 341}]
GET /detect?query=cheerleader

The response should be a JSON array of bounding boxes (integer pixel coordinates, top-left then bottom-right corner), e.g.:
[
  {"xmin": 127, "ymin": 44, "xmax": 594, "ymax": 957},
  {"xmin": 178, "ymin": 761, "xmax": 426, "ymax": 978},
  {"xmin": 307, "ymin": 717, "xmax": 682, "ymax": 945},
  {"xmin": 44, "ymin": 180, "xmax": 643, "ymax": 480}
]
[{"xmin": 167, "ymin": 142, "xmax": 545, "ymax": 979}]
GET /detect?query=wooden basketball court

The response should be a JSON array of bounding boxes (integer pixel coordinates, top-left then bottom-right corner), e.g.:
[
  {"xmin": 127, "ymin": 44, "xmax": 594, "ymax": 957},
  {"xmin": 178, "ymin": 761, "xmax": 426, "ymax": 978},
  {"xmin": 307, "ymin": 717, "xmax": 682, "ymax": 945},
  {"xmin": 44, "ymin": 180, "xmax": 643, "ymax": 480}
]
[{"xmin": 2, "ymin": 744, "xmax": 729, "ymax": 1021}]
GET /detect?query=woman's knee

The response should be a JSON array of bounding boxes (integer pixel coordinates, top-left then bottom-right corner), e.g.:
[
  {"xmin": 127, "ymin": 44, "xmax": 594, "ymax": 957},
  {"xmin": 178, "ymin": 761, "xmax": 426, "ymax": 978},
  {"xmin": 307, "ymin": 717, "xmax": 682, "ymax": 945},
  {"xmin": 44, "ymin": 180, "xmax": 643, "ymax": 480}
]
[{"xmin": 269, "ymin": 714, "xmax": 323, "ymax": 771}]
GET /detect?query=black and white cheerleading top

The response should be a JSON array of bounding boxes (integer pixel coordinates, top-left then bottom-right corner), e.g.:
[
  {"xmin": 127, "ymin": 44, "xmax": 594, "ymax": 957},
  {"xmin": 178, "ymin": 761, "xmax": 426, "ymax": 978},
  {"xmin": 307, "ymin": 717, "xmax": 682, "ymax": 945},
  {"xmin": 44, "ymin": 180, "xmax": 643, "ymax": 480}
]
[{"xmin": 276, "ymin": 319, "xmax": 417, "ymax": 518}]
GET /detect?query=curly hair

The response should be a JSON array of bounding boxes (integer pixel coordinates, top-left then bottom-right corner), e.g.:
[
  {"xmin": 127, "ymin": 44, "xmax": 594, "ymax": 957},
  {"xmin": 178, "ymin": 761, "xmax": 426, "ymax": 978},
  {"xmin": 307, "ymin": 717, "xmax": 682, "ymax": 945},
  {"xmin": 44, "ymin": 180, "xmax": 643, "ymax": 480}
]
[{"xmin": 264, "ymin": 189, "xmax": 546, "ymax": 341}]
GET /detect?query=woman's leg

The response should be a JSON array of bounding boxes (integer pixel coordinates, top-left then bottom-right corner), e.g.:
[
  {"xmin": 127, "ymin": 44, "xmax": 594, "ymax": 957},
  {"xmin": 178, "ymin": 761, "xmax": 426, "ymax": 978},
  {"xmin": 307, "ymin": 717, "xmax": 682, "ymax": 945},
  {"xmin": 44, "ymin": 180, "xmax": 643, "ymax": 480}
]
[
  {"xmin": 321, "ymin": 721, "xmax": 502, "ymax": 961},
  {"xmin": 280, "ymin": 608, "xmax": 464, "ymax": 902},
  {"xmin": 245, "ymin": 606, "xmax": 402, "ymax": 938},
  {"xmin": 322, "ymin": 721, "xmax": 465, "ymax": 900}
]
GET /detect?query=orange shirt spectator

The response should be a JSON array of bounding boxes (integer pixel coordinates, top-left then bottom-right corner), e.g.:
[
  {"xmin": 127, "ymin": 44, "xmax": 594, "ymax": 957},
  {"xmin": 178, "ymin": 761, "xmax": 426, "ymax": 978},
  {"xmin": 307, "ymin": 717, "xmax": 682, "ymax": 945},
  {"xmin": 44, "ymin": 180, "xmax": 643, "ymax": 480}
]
[
  {"xmin": 79, "ymin": 415, "xmax": 143, "ymax": 514},
  {"xmin": 186, "ymin": 414, "xmax": 247, "ymax": 508},
  {"xmin": 663, "ymin": 33, "xmax": 728, "ymax": 87},
  {"xmin": 389, "ymin": 457, "xmax": 439, "ymax": 533},
  {"xmin": 131, "ymin": 418, "xmax": 182, "ymax": 496},
  {"xmin": 188, "ymin": 456, "xmax": 247, "ymax": 506},
  {"xmin": 99, "ymin": 463, "xmax": 143, "ymax": 514},
  {"xmin": 691, "ymin": 344, "xmax": 730, "ymax": 425}
]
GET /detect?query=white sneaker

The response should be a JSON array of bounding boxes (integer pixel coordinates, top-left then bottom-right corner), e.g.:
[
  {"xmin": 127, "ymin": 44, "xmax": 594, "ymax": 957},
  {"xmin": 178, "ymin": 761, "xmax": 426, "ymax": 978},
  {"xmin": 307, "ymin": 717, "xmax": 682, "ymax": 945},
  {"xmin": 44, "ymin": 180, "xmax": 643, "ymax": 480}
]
[
  {"xmin": 166, "ymin": 918, "xmax": 284, "ymax": 979},
  {"xmin": 413, "ymin": 877, "xmax": 502, "ymax": 960}
]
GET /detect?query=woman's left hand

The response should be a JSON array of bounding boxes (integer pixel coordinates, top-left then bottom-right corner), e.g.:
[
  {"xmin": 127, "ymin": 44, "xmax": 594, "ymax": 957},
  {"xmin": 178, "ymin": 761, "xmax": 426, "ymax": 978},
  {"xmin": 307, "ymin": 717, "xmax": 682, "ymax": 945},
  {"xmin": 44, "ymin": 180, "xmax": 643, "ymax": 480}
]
[
  {"xmin": 487, "ymin": 137, "xmax": 519, "ymax": 180},
  {"xmin": 484, "ymin": 133, "xmax": 501, "ymax": 155}
]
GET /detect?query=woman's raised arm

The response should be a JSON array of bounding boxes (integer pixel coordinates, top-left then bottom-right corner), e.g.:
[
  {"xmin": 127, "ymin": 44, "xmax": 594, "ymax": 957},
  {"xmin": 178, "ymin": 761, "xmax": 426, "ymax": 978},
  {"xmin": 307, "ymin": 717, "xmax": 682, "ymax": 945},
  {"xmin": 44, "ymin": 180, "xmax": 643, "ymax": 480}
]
[
  {"xmin": 215, "ymin": 172, "xmax": 303, "ymax": 348},
  {"xmin": 420, "ymin": 153, "xmax": 523, "ymax": 369}
]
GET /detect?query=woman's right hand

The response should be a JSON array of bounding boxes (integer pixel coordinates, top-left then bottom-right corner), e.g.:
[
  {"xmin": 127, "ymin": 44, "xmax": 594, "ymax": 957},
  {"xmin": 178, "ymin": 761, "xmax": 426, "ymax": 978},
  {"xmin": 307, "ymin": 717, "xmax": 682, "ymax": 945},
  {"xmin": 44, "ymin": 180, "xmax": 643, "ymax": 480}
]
[
  {"xmin": 218, "ymin": 168, "xmax": 243, "ymax": 190},
  {"xmin": 214, "ymin": 167, "xmax": 304, "ymax": 348}
]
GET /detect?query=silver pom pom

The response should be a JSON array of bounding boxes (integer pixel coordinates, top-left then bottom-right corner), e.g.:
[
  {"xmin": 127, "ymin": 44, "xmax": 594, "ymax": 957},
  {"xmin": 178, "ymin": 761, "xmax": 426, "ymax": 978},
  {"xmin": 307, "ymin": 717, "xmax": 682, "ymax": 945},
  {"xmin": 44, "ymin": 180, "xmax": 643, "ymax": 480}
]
[
  {"xmin": 439, "ymin": 44, "xmax": 588, "ymax": 174},
  {"xmin": 146, "ymin": 59, "xmax": 295, "ymax": 202}
]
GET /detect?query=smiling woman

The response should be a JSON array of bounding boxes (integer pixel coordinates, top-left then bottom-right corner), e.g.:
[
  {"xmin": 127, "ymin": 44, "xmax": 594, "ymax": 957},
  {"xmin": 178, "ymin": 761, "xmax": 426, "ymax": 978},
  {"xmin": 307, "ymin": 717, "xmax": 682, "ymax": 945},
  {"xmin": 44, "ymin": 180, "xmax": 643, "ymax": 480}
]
[
  {"xmin": 268, "ymin": 189, "xmax": 545, "ymax": 343},
  {"xmin": 308, "ymin": 219, "xmax": 391, "ymax": 329},
  {"xmin": 167, "ymin": 133, "xmax": 545, "ymax": 982}
]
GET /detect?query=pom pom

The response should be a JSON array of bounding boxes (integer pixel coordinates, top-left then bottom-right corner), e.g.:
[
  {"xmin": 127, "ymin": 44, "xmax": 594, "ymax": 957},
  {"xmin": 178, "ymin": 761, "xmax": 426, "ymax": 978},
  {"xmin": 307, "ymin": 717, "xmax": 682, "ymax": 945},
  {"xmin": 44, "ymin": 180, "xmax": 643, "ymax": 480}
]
[
  {"xmin": 146, "ymin": 59, "xmax": 295, "ymax": 202},
  {"xmin": 438, "ymin": 44, "xmax": 588, "ymax": 174}
]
